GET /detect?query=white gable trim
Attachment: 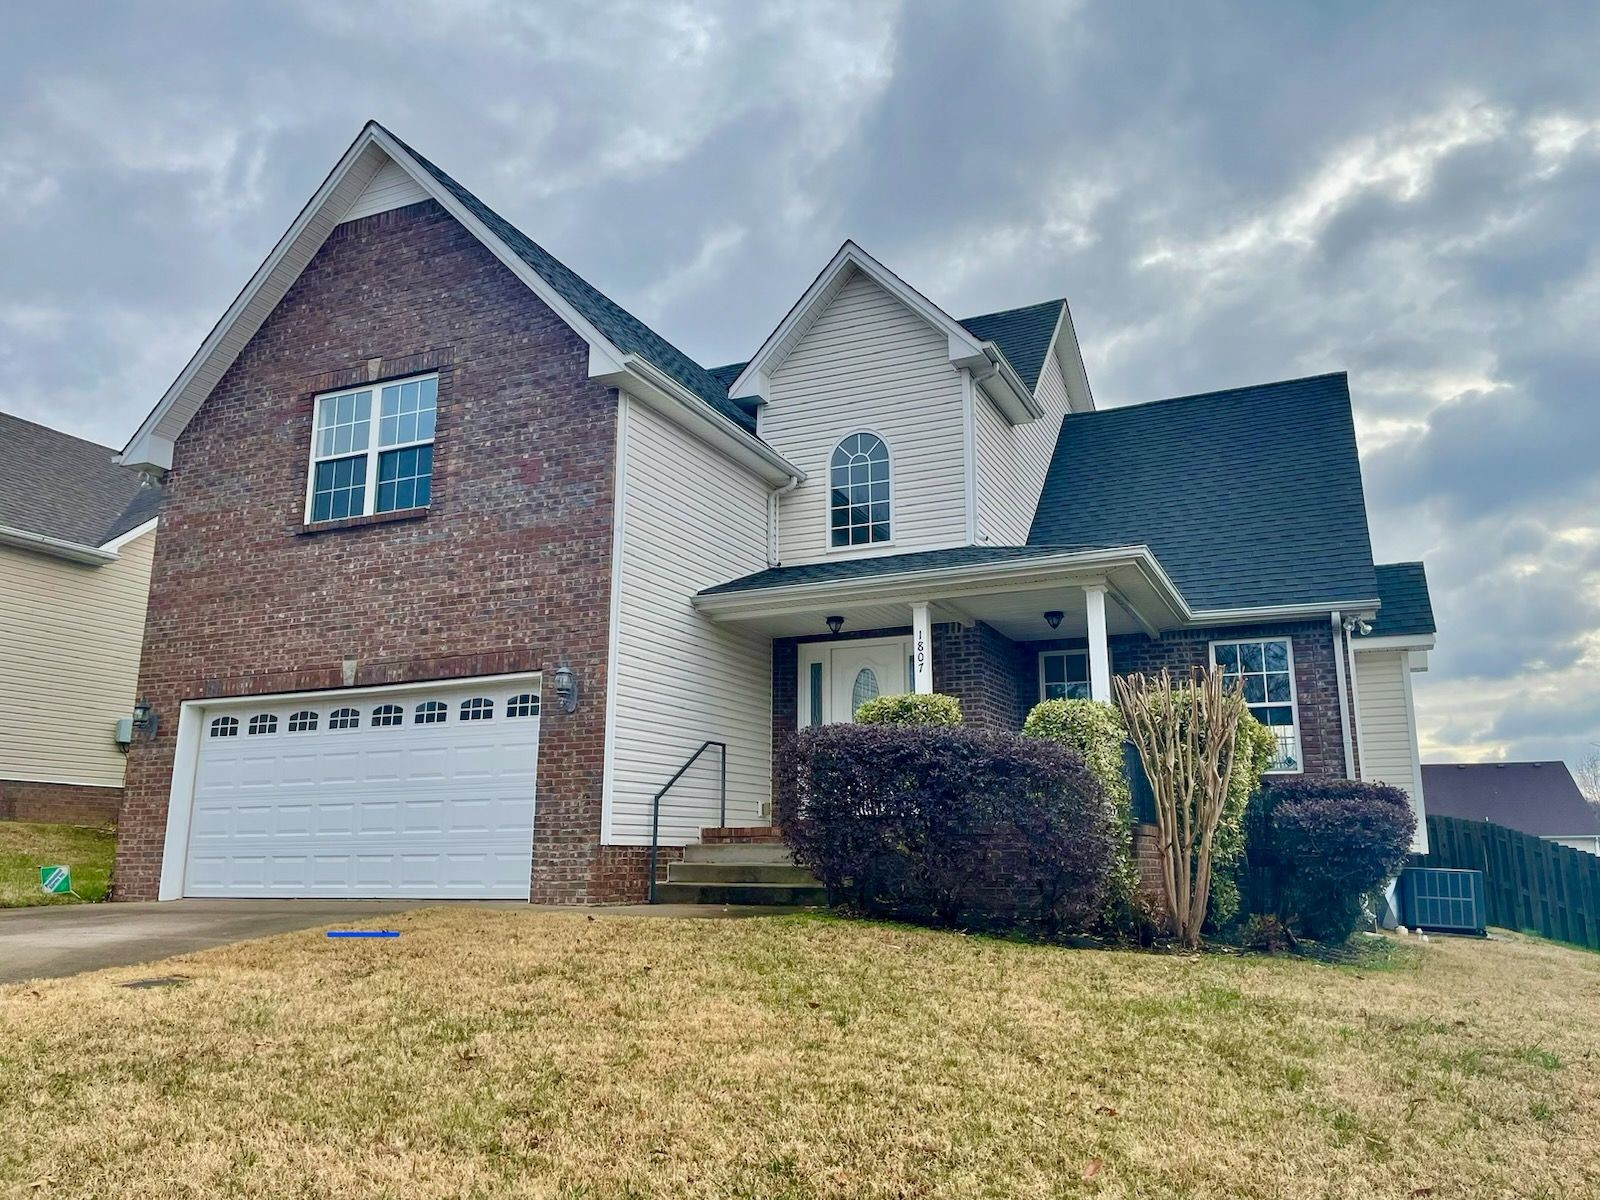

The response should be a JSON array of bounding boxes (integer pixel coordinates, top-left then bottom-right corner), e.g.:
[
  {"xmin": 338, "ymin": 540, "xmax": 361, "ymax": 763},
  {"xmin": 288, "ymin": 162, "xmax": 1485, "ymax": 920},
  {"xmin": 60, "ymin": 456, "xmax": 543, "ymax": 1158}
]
[
  {"xmin": 120, "ymin": 122, "xmax": 643, "ymax": 472},
  {"xmin": 1039, "ymin": 301, "xmax": 1096, "ymax": 413},
  {"xmin": 728, "ymin": 241, "xmax": 1042, "ymax": 423}
]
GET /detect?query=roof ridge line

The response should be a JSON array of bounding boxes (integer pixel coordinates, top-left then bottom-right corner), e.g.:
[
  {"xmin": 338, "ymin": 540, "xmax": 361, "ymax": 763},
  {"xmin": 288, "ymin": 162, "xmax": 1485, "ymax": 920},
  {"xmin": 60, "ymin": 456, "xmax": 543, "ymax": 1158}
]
[{"xmin": 1068, "ymin": 371, "xmax": 1349, "ymax": 418}]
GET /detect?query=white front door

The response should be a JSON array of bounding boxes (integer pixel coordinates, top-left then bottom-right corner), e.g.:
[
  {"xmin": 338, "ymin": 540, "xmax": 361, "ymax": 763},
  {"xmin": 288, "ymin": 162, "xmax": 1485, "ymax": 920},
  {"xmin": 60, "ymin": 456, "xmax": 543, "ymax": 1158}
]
[
  {"xmin": 799, "ymin": 636, "xmax": 912, "ymax": 726},
  {"xmin": 181, "ymin": 677, "xmax": 540, "ymax": 899}
]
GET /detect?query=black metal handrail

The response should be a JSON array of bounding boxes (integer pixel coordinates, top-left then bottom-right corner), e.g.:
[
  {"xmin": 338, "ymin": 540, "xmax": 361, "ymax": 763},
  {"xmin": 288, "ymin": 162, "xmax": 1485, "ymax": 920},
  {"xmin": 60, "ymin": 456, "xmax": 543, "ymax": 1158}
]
[{"xmin": 647, "ymin": 740, "xmax": 727, "ymax": 903}]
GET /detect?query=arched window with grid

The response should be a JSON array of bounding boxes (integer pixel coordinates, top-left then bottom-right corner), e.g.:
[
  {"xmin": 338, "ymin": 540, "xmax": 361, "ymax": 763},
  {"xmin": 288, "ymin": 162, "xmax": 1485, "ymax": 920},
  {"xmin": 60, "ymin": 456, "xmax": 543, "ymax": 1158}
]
[{"xmin": 829, "ymin": 432, "xmax": 891, "ymax": 548}]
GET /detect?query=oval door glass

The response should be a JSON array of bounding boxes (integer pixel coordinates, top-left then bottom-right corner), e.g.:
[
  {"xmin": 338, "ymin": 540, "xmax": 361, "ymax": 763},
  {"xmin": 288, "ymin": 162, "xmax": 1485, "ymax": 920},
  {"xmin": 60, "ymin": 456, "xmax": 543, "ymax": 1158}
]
[{"xmin": 851, "ymin": 667, "xmax": 881, "ymax": 713}]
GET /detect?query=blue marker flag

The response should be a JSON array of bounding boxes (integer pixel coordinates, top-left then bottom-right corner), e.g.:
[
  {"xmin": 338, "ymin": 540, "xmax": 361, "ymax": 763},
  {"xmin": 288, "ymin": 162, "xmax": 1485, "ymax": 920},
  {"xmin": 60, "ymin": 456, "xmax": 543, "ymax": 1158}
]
[{"xmin": 326, "ymin": 930, "xmax": 400, "ymax": 939}]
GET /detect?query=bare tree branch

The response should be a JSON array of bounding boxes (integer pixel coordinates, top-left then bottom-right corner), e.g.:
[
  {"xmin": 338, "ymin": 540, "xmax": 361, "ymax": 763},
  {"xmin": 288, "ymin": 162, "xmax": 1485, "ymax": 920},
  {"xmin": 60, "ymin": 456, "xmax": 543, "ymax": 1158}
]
[{"xmin": 1115, "ymin": 667, "xmax": 1243, "ymax": 950}]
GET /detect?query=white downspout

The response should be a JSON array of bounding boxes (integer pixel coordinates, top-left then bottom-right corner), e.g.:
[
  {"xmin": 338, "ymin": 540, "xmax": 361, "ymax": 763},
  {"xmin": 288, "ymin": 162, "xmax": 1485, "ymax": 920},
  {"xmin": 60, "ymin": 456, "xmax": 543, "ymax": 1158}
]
[
  {"xmin": 767, "ymin": 474, "xmax": 800, "ymax": 566},
  {"xmin": 1344, "ymin": 617, "xmax": 1366, "ymax": 779},
  {"xmin": 1330, "ymin": 610, "xmax": 1355, "ymax": 779}
]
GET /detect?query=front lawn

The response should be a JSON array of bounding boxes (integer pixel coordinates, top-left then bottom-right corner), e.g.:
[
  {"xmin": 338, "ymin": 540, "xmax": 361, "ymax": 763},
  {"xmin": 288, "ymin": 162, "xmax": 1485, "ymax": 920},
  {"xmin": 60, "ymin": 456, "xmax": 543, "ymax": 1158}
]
[
  {"xmin": 2, "ymin": 911, "xmax": 1597, "ymax": 1198},
  {"xmin": 0, "ymin": 820, "xmax": 114, "ymax": 907}
]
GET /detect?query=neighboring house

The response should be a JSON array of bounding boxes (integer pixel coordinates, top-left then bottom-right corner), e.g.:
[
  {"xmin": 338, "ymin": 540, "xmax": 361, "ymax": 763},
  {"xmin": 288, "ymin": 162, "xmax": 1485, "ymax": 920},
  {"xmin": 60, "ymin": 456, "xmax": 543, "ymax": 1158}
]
[
  {"xmin": 1421, "ymin": 762, "xmax": 1600, "ymax": 855},
  {"xmin": 113, "ymin": 121, "xmax": 1437, "ymax": 903},
  {"xmin": 0, "ymin": 412, "xmax": 160, "ymax": 826}
]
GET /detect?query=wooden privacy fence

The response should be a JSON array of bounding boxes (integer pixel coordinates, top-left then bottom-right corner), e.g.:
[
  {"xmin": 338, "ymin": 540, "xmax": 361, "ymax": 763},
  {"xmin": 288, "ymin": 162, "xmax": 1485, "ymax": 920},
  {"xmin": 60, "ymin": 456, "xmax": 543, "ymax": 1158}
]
[{"xmin": 1414, "ymin": 814, "xmax": 1600, "ymax": 949}]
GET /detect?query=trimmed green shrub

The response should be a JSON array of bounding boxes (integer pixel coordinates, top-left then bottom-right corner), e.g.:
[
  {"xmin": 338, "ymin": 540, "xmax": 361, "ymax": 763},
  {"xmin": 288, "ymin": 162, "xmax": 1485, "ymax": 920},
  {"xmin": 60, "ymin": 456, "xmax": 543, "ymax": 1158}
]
[
  {"xmin": 855, "ymin": 692, "xmax": 962, "ymax": 726},
  {"xmin": 785, "ymin": 723, "xmax": 1119, "ymax": 932},
  {"xmin": 1022, "ymin": 698, "xmax": 1145, "ymax": 938},
  {"xmin": 1022, "ymin": 699, "xmax": 1130, "ymax": 817},
  {"xmin": 1245, "ymin": 777, "xmax": 1416, "ymax": 943}
]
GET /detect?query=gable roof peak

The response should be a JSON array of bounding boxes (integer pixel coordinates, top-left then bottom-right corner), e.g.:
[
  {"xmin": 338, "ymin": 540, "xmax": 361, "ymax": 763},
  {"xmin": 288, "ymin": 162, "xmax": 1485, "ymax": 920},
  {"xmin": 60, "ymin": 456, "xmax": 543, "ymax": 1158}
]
[
  {"xmin": 727, "ymin": 239, "xmax": 1041, "ymax": 422},
  {"xmin": 120, "ymin": 120, "xmax": 765, "ymax": 472}
]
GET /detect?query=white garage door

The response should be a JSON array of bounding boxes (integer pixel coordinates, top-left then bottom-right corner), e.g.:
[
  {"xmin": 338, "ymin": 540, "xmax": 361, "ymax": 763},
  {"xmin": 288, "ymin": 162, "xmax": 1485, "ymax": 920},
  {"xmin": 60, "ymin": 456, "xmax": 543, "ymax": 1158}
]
[{"xmin": 183, "ymin": 678, "xmax": 540, "ymax": 899}]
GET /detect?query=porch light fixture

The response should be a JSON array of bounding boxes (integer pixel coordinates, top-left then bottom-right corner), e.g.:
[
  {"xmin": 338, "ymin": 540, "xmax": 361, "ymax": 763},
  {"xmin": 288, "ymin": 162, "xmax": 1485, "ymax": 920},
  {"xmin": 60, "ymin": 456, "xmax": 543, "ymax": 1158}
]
[
  {"xmin": 552, "ymin": 664, "xmax": 578, "ymax": 713},
  {"xmin": 1043, "ymin": 611, "xmax": 1064, "ymax": 631},
  {"xmin": 826, "ymin": 615, "xmax": 844, "ymax": 636},
  {"xmin": 131, "ymin": 698, "xmax": 158, "ymax": 740}
]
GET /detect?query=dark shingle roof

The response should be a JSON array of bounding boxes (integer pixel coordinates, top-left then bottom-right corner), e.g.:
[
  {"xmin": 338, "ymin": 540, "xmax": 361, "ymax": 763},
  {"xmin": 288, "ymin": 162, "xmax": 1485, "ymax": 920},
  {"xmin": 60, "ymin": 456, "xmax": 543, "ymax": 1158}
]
[
  {"xmin": 1421, "ymin": 763, "xmax": 1600, "ymax": 838},
  {"xmin": 0, "ymin": 411, "xmax": 161, "ymax": 546},
  {"xmin": 380, "ymin": 125, "xmax": 756, "ymax": 434},
  {"xmin": 958, "ymin": 299, "xmax": 1065, "ymax": 392},
  {"xmin": 699, "ymin": 544, "xmax": 1114, "ymax": 597},
  {"xmin": 707, "ymin": 362, "xmax": 747, "ymax": 390},
  {"xmin": 1027, "ymin": 372, "xmax": 1377, "ymax": 612},
  {"xmin": 1364, "ymin": 562, "xmax": 1435, "ymax": 637}
]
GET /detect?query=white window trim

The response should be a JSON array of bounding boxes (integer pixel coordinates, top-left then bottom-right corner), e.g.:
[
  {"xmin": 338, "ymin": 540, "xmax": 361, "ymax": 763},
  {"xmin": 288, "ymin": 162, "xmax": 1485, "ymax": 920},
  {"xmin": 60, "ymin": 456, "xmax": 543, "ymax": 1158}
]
[
  {"xmin": 824, "ymin": 429, "xmax": 895, "ymax": 554},
  {"xmin": 1037, "ymin": 649, "xmax": 1090, "ymax": 702},
  {"xmin": 303, "ymin": 371, "xmax": 438, "ymax": 523},
  {"xmin": 1208, "ymin": 636, "xmax": 1303, "ymax": 775}
]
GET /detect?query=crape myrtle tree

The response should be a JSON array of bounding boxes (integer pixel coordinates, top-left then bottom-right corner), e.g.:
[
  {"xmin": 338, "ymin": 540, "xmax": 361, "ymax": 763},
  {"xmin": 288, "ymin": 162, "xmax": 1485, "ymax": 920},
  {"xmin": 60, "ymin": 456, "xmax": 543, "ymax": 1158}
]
[{"xmin": 1114, "ymin": 667, "xmax": 1245, "ymax": 950}]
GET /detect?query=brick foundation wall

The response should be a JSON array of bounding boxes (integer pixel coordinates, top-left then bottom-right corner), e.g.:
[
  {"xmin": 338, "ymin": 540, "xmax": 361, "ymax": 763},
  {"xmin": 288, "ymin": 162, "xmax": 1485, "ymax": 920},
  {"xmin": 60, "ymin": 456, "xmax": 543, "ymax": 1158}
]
[
  {"xmin": 0, "ymin": 780, "xmax": 121, "ymax": 827},
  {"xmin": 118, "ymin": 200, "xmax": 627, "ymax": 903}
]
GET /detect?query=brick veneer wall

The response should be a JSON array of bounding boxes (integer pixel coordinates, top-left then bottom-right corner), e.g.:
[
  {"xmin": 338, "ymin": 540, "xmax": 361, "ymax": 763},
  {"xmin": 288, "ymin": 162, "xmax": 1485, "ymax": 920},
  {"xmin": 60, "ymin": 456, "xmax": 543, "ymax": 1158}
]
[
  {"xmin": 117, "ymin": 200, "xmax": 626, "ymax": 903},
  {"xmin": 931, "ymin": 622, "xmax": 1035, "ymax": 732},
  {"xmin": 1019, "ymin": 621, "xmax": 1351, "ymax": 778},
  {"xmin": 0, "ymin": 780, "xmax": 121, "ymax": 827}
]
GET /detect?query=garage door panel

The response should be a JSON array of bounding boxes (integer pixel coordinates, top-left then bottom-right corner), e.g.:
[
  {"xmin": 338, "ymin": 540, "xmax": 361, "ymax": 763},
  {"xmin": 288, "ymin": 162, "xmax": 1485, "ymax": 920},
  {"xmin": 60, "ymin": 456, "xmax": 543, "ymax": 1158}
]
[{"xmin": 183, "ymin": 680, "xmax": 539, "ymax": 899}]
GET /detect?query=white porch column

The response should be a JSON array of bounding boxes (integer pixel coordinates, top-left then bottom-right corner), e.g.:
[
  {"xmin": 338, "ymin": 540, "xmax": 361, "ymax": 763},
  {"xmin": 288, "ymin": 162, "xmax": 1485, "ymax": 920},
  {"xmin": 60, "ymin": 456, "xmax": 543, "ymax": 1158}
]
[
  {"xmin": 1084, "ymin": 584, "xmax": 1112, "ymax": 703},
  {"xmin": 911, "ymin": 601, "xmax": 934, "ymax": 694}
]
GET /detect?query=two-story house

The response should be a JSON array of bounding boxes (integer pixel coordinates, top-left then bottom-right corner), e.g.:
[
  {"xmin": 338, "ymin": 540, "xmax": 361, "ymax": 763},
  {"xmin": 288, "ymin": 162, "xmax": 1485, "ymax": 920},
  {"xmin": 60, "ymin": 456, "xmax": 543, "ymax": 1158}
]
[{"xmin": 114, "ymin": 122, "xmax": 1436, "ymax": 904}]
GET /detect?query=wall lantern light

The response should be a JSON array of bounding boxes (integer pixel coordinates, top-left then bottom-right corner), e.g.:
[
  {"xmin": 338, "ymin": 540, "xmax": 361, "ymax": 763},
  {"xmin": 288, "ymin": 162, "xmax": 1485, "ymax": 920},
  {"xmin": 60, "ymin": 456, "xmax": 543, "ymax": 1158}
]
[
  {"xmin": 553, "ymin": 664, "xmax": 578, "ymax": 713},
  {"xmin": 825, "ymin": 615, "xmax": 845, "ymax": 636},
  {"xmin": 131, "ymin": 698, "xmax": 159, "ymax": 740},
  {"xmin": 1043, "ymin": 611, "xmax": 1064, "ymax": 631}
]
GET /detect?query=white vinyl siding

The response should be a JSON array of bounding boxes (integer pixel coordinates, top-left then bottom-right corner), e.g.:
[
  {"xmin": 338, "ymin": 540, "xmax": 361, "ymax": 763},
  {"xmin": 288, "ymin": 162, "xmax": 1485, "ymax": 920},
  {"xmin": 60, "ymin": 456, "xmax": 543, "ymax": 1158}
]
[
  {"xmin": 1354, "ymin": 648, "xmax": 1428, "ymax": 852},
  {"xmin": 605, "ymin": 396, "xmax": 773, "ymax": 844},
  {"xmin": 0, "ymin": 529, "xmax": 156, "ymax": 788},
  {"xmin": 762, "ymin": 269, "xmax": 967, "ymax": 564},
  {"xmin": 340, "ymin": 156, "xmax": 429, "ymax": 223},
  {"xmin": 972, "ymin": 344, "xmax": 1073, "ymax": 545}
]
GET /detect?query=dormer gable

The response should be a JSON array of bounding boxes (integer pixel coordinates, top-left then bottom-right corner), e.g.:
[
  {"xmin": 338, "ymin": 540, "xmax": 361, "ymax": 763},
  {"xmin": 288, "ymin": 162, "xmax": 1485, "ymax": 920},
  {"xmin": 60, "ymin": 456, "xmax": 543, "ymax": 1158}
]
[{"xmin": 729, "ymin": 241, "xmax": 1041, "ymax": 424}]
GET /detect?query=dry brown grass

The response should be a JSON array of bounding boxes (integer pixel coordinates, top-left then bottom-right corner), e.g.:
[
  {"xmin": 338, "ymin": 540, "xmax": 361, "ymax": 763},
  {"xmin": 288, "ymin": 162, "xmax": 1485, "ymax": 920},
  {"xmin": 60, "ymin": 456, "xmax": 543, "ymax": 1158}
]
[{"xmin": 2, "ymin": 910, "xmax": 1598, "ymax": 1199}]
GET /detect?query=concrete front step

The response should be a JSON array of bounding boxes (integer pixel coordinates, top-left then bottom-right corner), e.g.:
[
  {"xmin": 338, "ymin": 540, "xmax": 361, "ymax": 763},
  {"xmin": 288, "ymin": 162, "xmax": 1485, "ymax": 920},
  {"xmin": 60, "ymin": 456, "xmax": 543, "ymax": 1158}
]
[
  {"xmin": 682, "ymin": 842, "xmax": 793, "ymax": 865},
  {"xmin": 666, "ymin": 861, "xmax": 817, "ymax": 886},
  {"xmin": 653, "ymin": 881, "xmax": 829, "ymax": 906}
]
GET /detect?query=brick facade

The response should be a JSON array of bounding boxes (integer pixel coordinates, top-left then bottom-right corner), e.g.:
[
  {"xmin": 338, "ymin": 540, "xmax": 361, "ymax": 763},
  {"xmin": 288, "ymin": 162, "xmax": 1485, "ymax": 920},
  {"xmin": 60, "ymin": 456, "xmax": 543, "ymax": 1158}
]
[
  {"xmin": 0, "ymin": 779, "xmax": 121, "ymax": 827},
  {"xmin": 117, "ymin": 200, "xmax": 629, "ymax": 903}
]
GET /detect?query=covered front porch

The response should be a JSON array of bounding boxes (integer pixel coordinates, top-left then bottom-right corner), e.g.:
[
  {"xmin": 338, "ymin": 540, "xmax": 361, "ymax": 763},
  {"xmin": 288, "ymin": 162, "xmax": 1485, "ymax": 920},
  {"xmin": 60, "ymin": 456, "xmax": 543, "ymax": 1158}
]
[
  {"xmin": 696, "ymin": 544, "xmax": 1187, "ymax": 726},
  {"xmin": 693, "ymin": 544, "xmax": 1340, "ymax": 794}
]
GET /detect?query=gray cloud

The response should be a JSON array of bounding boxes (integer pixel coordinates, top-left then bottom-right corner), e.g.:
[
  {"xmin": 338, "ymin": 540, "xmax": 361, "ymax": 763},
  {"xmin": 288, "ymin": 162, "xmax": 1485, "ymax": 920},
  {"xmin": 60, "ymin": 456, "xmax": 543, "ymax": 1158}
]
[{"xmin": 2, "ymin": 0, "xmax": 1598, "ymax": 770}]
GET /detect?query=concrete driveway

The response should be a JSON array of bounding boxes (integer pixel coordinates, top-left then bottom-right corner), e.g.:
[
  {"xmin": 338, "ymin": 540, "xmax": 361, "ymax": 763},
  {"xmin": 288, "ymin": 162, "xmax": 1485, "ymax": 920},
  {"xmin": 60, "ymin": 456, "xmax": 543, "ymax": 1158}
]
[
  {"xmin": 0, "ymin": 898, "xmax": 788, "ymax": 984},
  {"xmin": 0, "ymin": 899, "xmax": 441, "ymax": 984}
]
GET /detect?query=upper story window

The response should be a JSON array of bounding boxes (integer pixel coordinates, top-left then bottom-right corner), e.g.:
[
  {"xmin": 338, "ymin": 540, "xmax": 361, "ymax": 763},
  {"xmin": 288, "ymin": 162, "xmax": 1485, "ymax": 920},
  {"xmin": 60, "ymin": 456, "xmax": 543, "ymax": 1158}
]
[
  {"xmin": 829, "ymin": 433, "xmax": 891, "ymax": 548},
  {"xmin": 1212, "ymin": 637, "xmax": 1301, "ymax": 773},
  {"xmin": 307, "ymin": 374, "xmax": 437, "ymax": 523}
]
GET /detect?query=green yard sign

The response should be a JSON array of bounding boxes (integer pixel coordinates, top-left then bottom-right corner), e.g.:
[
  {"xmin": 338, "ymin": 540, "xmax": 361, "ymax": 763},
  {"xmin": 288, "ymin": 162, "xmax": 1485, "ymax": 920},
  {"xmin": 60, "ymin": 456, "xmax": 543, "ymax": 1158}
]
[{"xmin": 39, "ymin": 865, "xmax": 71, "ymax": 895}]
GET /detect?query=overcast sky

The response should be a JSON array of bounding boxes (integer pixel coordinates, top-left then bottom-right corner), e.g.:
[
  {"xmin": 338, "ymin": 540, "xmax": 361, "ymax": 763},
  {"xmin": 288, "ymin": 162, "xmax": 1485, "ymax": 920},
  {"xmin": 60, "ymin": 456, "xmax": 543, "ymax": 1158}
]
[{"xmin": 2, "ymin": 1, "xmax": 1597, "ymax": 773}]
